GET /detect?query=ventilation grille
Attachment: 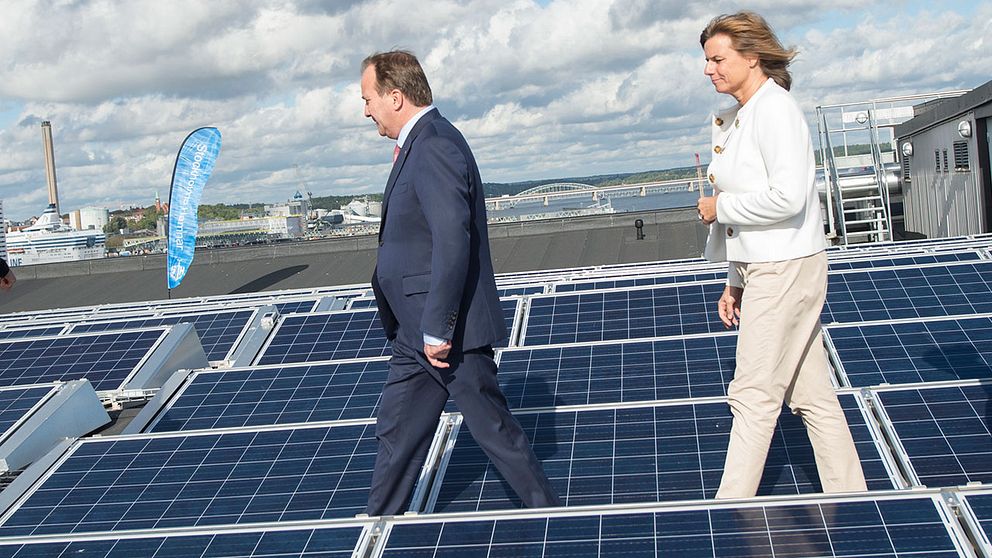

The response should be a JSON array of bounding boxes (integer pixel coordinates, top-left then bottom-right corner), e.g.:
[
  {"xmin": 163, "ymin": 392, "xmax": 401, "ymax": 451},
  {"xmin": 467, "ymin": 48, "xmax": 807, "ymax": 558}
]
[{"xmin": 953, "ymin": 141, "xmax": 969, "ymax": 171}]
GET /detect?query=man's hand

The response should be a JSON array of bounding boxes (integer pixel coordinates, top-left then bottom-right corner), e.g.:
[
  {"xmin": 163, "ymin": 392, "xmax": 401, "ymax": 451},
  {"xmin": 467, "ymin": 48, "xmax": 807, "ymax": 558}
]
[
  {"xmin": 0, "ymin": 270, "xmax": 15, "ymax": 291},
  {"xmin": 718, "ymin": 285, "xmax": 743, "ymax": 328},
  {"xmin": 424, "ymin": 340, "xmax": 452, "ymax": 368},
  {"xmin": 697, "ymin": 194, "xmax": 719, "ymax": 225}
]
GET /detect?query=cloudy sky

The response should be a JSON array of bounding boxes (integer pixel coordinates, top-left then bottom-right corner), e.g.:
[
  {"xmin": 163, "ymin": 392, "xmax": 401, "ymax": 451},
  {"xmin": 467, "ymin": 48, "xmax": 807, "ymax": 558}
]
[{"xmin": 0, "ymin": 0, "xmax": 987, "ymax": 220}]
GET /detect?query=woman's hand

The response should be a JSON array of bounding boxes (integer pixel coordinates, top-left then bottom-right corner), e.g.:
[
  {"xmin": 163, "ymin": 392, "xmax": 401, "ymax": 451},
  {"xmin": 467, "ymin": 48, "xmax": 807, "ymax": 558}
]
[
  {"xmin": 718, "ymin": 285, "xmax": 743, "ymax": 328},
  {"xmin": 697, "ymin": 194, "xmax": 719, "ymax": 225}
]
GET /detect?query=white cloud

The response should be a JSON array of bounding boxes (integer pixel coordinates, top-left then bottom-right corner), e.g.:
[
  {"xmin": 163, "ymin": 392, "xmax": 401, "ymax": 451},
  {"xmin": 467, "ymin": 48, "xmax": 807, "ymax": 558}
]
[{"xmin": 0, "ymin": 0, "xmax": 986, "ymax": 219}]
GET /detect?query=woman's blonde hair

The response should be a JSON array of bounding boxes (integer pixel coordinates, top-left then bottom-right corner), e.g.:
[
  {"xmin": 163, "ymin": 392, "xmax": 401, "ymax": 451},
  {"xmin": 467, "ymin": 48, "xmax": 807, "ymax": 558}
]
[{"xmin": 700, "ymin": 11, "xmax": 796, "ymax": 91}]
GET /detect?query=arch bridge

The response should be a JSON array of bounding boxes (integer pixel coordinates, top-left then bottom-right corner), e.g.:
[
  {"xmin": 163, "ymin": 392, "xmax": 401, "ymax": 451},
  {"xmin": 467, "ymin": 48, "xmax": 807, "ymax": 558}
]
[{"xmin": 517, "ymin": 182, "xmax": 595, "ymax": 195}]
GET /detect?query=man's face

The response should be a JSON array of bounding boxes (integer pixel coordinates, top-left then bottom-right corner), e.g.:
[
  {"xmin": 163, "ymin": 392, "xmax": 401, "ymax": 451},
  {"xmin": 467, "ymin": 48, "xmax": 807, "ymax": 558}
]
[{"xmin": 361, "ymin": 65, "xmax": 398, "ymax": 139}]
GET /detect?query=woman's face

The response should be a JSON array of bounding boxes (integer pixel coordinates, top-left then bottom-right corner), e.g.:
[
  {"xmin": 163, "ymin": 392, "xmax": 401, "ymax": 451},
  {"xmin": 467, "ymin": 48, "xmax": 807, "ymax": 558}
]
[{"xmin": 703, "ymin": 33, "xmax": 758, "ymax": 100}]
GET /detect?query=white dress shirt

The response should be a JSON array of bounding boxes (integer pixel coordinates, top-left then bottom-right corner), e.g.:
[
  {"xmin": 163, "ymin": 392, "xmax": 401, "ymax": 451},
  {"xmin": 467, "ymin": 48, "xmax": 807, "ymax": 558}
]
[
  {"xmin": 704, "ymin": 79, "xmax": 826, "ymax": 287},
  {"xmin": 397, "ymin": 104, "xmax": 436, "ymax": 150}
]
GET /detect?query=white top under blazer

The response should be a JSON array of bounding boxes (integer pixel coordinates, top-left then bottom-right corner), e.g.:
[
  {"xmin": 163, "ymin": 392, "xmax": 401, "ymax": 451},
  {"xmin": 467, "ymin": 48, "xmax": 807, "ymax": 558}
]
[{"xmin": 703, "ymin": 78, "xmax": 826, "ymax": 287}]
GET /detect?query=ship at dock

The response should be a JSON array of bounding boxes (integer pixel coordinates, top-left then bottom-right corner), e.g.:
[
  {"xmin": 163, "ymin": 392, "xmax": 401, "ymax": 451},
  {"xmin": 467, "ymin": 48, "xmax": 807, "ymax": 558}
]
[
  {"xmin": 4, "ymin": 203, "xmax": 105, "ymax": 267},
  {"xmin": 2, "ymin": 121, "xmax": 107, "ymax": 268}
]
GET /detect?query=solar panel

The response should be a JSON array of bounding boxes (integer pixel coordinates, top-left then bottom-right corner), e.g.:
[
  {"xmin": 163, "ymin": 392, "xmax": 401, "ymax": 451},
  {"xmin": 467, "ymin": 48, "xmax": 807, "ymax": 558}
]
[
  {"xmin": 872, "ymin": 383, "xmax": 992, "ymax": 488},
  {"xmin": 493, "ymin": 335, "xmax": 738, "ymax": 410},
  {"xmin": 68, "ymin": 309, "xmax": 255, "ymax": 362},
  {"xmin": 0, "ymin": 329, "xmax": 168, "ymax": 391},
  {"xmin": 348, "ymin": 298, "xmax": 377, "ymax": 310},
  {"xmin": 274, "ymin": 299, "xmax": 319, "ymax": 314},
  {"xmin": 0, "ymin": 422, "xmax": 385, "ymax": 537},
  {"xmin": 959, "ymin": 490, "xmax": 992, "ymax": 556},
  {"xmin": 255, "ymin": 310, "xmax": 389, "ymax": 365},
  {"xmin": 826, "ymin": 315, "xmax": 992, "ymax": 387},
  {"xmin": 523, "ymin": 262, "xmax": 992, "ymax": 347},
  {"xmin": 522, "ymin": 283, "xmax": 726, "ymax": 346},
  {"xmin": 554, "ymin": 270, "xmax": 726, "ymax": 293},
  {"xmin": 148, "ymin": 360, "xmax": 389, "ymax": 433},
  {"xmin": 383, "ymin": 494, "xmax": 967, "ymax": 557},
  {"xmin": 552, "ymin": 252, "xmax": 983, "ymax": 294},
  {"xmin": 0, "ymin": 326, "xmax": 66, "ymax": 341},
  {"xmin": 256, "ymin": 300, "xmax": 521, "ymax": 365},
  {"xmin": 0, "ymin": 523, "xmax": 367, "ymax": 557},
  {"xmin": 0, "ymin": 385, "xmax": 58, "ymax": 442},
  {"xmin": 429, "ymin": 394, "xmax": 895, "ymax": 513},
  {"xmin": 827, "ymin": 250, "xmax": 981, "ymax": 270},
  {"xmin": 823, "ymin": 261, "xmax": 992, "ymax": 324}
]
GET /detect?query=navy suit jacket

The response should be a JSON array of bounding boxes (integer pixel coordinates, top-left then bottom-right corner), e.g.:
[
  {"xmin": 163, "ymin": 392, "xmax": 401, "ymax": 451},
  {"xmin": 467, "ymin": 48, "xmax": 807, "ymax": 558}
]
[{"xmin": 371, "ymin": 108, "xmax": 506, "ymax": 352}]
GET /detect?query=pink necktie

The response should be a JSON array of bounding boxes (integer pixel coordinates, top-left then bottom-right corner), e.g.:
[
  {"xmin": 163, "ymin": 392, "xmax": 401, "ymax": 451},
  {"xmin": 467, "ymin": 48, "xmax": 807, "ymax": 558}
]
[{"xmin": 393, "ymin": 144, "xmax": 400, "ymax": 163}]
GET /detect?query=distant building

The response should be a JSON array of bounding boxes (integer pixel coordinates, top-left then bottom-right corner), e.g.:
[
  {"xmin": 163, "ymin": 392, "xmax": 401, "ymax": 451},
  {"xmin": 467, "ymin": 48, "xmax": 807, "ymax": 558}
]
[
  {"xmin": 265, "ymin": 191, "xmax": 310, "ymax": 218},
  {"xmin": 70, "ymin": 207, "xmax": 110, "ymax": 231},
  {"xmin": 125, "ymin": 207, "xmax": 146, "ymax": 222},
  {"xmin": 343, "ymin": 198, "xmax": 381, "ymax": 217},
  {"xmin": 199, "ymin": 215, "xmax": 304, "ymax": 239},
  {"xmin": 896, "ymin": 79, "xmax": 992, "ymax": 237}
]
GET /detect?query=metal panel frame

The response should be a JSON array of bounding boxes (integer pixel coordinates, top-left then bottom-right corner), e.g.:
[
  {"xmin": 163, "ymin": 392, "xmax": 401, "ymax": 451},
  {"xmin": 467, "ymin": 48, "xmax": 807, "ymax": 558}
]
[
  {"xmin": 956, "ymin": 488, "xmax": 992, "ymax": 558},
  {"xmin": 117, "ymin": 323, "xmax": 209, "ymax": 393},
  {"xmin": 0, "ymin": 381, "xmax": 109, "ymax": 473}
]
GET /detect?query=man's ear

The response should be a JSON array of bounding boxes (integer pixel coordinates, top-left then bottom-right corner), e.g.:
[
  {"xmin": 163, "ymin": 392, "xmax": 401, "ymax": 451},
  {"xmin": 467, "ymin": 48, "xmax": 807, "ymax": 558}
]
[{"xmin": 390, "ymin": 89, "xmax": 403, "ymax": 110}]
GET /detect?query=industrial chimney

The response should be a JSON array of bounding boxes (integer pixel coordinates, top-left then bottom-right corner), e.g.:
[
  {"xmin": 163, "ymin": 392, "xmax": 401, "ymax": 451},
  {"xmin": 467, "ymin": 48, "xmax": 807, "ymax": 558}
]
[{"xmin": 41, "ymin": 121, "xmax": 60, "ymax": 216}]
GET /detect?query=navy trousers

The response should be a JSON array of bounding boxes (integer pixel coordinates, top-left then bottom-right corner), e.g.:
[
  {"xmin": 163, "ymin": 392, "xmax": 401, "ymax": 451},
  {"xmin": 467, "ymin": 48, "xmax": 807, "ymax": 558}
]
[{"xmin": 365, "ymin": 340, "xmax": 560, "ymax": 516}]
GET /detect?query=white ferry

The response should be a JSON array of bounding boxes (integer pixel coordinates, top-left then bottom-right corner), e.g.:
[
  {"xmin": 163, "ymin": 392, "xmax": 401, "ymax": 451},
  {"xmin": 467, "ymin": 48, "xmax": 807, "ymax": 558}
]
[{"xmin": 5, "ymin": 204, "xmax": 106, "ymax": 267}]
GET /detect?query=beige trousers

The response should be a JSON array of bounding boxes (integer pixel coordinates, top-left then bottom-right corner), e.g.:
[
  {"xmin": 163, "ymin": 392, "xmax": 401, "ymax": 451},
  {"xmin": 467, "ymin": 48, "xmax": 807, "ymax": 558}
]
[{"xmin": 716, "ymin": 251, "xmax": 867, "ymax": 499}]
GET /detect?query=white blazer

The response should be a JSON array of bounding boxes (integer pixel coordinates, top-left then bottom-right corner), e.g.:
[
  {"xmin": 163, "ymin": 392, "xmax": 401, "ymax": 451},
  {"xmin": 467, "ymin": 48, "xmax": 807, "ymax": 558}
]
[{"xmin": 703, "ymin": 79, "xmax": 826, "ymax": 287}]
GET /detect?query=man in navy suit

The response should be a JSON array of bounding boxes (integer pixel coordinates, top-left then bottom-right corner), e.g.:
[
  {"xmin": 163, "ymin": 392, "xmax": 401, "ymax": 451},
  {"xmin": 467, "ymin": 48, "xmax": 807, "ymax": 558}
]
[{"xmin": 360, "ymin": 51, "xmax": 560, "ymax": 516}]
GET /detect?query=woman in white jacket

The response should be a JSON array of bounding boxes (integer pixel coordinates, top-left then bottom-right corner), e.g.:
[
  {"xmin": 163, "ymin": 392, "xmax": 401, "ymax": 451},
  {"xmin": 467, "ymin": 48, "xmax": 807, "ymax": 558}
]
[{"xmin": 696, "ymin": 11, "xmax": 867, "ymax": 499}]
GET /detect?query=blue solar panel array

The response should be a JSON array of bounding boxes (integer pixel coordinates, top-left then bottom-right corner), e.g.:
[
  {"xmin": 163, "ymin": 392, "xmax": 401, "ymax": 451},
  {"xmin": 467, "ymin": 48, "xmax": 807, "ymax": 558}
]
[
  {"xmin": 429, "ymin": 394, "xmax": 894, "ymax": 513},
  {"xmin": 0, "ymin": 329, "xmax": 168, "ymax": 391},
  {"xmin": 3, "ymin": 234, "xmax": 992, "ymax": 555},
  {"xmin": 552, "ymin": 250, "xmax": 983, "ymax": 293},
  {"xmin": 68, "ymin": 309, "xmax": 255, "ymax": 362},
  {"xmin": 960, "ymin": 490, "xmax": 992, "ymax": 556},
  {"xmin": 0, "ymin": 523, "xmax": 367, "ymax": 557},
  {"xmin": 0, "ymin": 423, "xmax": 380, "ymax": 537},
  {"xmin": 0, "ymin": 326, "xmax": 65, "ymax": 341},
  {"xmin": 827, "ymin": 315, "xmax": 992, "ymax": 387},
  {"xmin": 495, "ymin": 335, "xmax": 738, "ymax": 408},
  {"xmin": 149, "ymin": 360, "xmax": 388, "ymax": 432},
  {"xmin": 523, "ymin": 282, "xmax": 726, "ymax": 345},
  {"xmin": 872, "ymin": 383, "xmax": 992, "ymax": 488},
  {"xmin": 257, "ymin": 299, "xmax": 521, "ymax": 365},
  {"xmin": 823, "ymin": 261, "xmax": 992, "ymax": 323},
  {"xmin": 255, "ymin": 310, "xmax": 391, "ymax": 364},
  {"xmin": 523, "ymin": 261, "xmax": 992, "ymax": 347},
  {"xmin": 383, "ymin": 495, "xmax": 966, "ymax": 557}
]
